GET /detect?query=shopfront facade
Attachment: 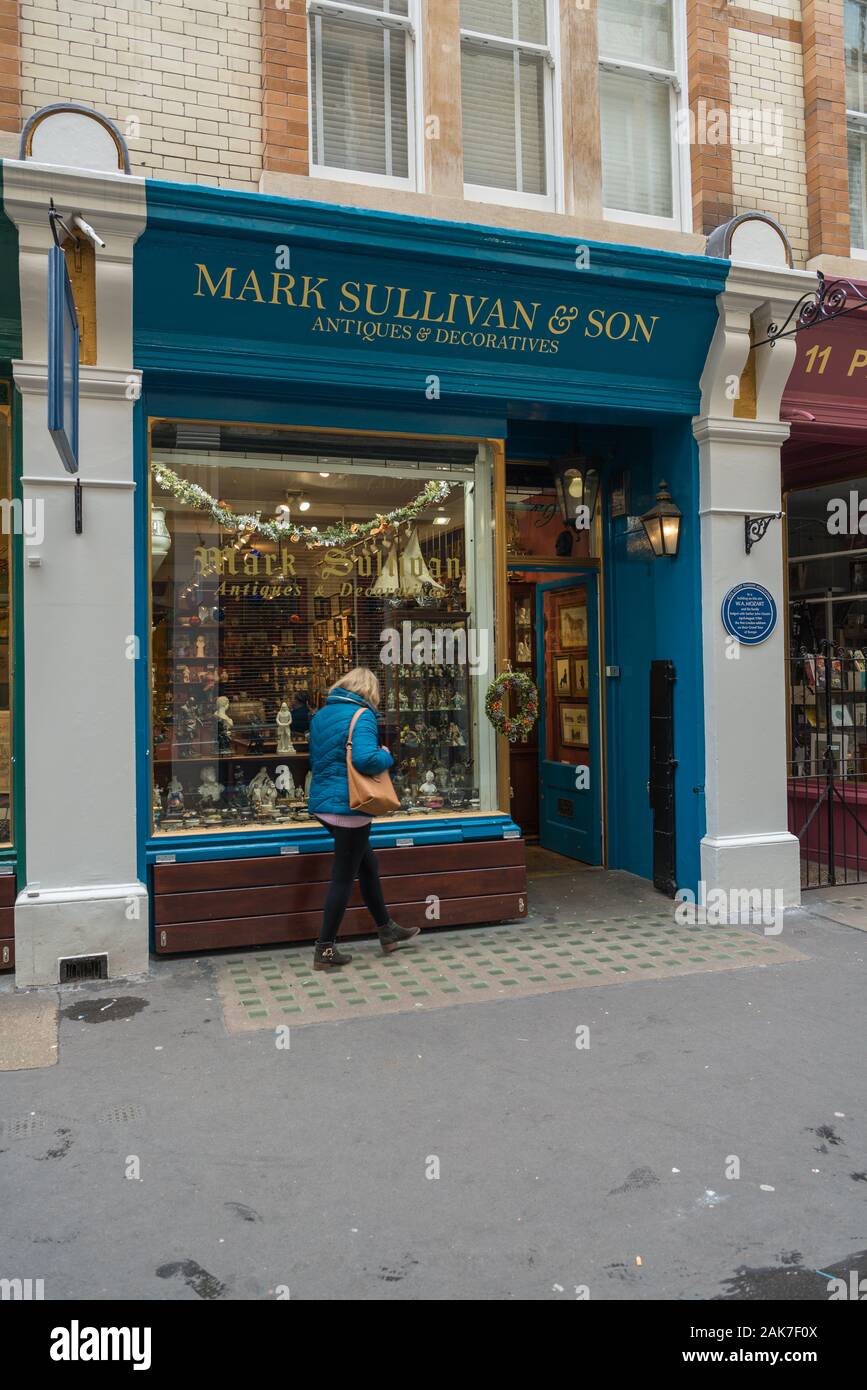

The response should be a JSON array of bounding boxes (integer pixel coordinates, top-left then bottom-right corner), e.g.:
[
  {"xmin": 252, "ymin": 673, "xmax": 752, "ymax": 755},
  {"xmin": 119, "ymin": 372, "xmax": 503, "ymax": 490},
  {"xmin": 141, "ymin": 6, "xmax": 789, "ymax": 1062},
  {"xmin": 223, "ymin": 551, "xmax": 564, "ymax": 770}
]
[
  {"xmin": 782, "ymin": 285, "xmax": 867, "ymax": 886},
  {"xmin": 1, "ymin": 146, "xmax": 813, "ymax": 981}
]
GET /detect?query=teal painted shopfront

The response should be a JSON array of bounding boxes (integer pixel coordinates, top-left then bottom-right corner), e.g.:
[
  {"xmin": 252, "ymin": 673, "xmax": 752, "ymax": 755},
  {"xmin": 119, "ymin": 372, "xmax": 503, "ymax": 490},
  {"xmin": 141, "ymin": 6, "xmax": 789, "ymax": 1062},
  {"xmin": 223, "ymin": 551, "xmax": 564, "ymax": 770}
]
[
  {"xmin": 133, "ymin": 180, "xmax": 728, "ymax": 951},
  {"xmin": 0, "ymin": 162, "xmax": 21, "ymax": 971}
]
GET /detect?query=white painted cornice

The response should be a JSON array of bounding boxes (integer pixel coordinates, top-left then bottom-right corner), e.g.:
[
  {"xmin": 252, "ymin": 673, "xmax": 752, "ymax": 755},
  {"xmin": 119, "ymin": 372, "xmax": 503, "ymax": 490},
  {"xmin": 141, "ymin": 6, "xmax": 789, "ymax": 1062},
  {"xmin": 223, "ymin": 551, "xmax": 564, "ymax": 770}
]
[
  {"xmin": 13, "ymin": 360, "xmax": 141, "ymax": 400},
  {"xmin": 2, "ymin": 158, "xmax": 146, "ymax": 247}
]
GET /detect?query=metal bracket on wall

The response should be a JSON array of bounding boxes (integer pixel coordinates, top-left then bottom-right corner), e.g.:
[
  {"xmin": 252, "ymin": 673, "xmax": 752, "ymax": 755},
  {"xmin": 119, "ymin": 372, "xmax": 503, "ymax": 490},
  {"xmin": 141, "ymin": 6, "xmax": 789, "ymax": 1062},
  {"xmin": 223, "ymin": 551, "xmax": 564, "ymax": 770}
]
[
  {"xmin": 74, "ymin": 477, "xmax": 83, "ymax": 534},
  {"xmin": 745, "ymin": 512, "xmax": 783, "ymax": 555}
]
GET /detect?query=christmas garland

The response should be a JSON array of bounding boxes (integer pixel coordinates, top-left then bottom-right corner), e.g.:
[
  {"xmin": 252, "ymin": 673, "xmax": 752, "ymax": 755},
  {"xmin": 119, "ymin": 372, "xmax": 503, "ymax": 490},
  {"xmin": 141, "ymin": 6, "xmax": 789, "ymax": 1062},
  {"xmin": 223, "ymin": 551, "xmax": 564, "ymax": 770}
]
[
  {"xmin": 485, "ymin": 670, "xmax": 539, "ymax": 742},
  {"xmin": 151, "ymin": 461, "xmax": 453, "ymax": 549}
]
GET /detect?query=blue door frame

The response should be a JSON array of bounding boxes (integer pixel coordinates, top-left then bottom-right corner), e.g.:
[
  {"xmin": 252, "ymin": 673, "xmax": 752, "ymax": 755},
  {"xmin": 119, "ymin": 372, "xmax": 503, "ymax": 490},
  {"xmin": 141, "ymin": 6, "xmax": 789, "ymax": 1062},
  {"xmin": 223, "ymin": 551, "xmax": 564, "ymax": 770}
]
[{"xmin": 536, "ymin": 573, "xmax": 602, "ymax": 864}]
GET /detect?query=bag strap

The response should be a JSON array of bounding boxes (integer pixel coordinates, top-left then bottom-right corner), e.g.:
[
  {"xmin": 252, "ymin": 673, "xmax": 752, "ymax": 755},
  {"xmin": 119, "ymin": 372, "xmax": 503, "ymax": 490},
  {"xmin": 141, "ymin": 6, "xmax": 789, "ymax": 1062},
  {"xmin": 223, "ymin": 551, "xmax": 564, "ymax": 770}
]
[{"xmin": 346, "ymin": 707, "xmax": 365, "ymax": 750}]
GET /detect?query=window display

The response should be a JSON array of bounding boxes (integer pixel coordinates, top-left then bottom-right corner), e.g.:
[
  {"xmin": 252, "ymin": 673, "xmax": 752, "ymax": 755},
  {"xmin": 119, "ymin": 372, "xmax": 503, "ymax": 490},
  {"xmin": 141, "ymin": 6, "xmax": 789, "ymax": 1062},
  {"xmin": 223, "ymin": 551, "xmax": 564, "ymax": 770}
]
[
  {"xmin": 0, "ymin": 386, "xmax": 12, "ymax": 846},
  {"xmin": 149, "ymin": 424, "xmax": 495, "ymax": 835}
]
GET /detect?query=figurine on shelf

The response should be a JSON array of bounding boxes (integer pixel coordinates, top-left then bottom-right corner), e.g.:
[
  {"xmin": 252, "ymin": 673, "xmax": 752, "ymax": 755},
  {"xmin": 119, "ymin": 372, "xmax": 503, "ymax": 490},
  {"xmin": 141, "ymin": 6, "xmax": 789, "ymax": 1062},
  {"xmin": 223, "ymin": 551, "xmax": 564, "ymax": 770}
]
[
  {"xmin": 152, "ymin": 782, "xmax": 163, "ymax": 826},
  {"xmin": 448, "ymin": 722, "xmax": 466, "ymax": 747},
  {"xmin": 278, "ymin": 765, "xmax": 295, "ymax": 798},
  {"xmin": 401, "ymin": 723, "xmax": 418, "ymax": 746},
  {"xmin": 303, "ymin": 770, "xmax": 313, "ymax": 802},
  {"xmin": 195, "ymin": 634, "xmax": 207, "ymax": 658},
  {"xmin": 215, "ymin": 695, "xmax": 234, "ymax": 752},
  {"xmin": 227, "ymin": 766, "xmax": 251, "ymax": 817},
  {"xmin": 411, "ymin": 685, "xmax": 424, "ymax": 712},
  {"xmin": 516, "ymin": 637, "xmax": 532, "ymax": 663},
  {"xmin": 276, "ymin": 702, "xmax": 295, "ymax": 753},
  {"xmin": 198, "ymin": 766, "xmax": 223, "ymax": 804},
  {"xmin": 398, "ymin": 687, "xmax": 410, "ymax": 710},
  {"xmin": 434, "ymin": 762, "xmax": 449, "ymax": 791},
  {"xmin": 177, "ymin": 697, "xmax": 201, "ymax": 758},
  {"xmin": 247, "ymin": 715, "xmax": 266, "ymax": 754},
  {"xmin": 454, "ymin": 690, "xmax": 466, "ymax": 710},
  {"xmin": 165, "ymin": 777, "xmax": 185, "ymax": 819},
  {"xmin": 248, "ymin": 766, "xmax": 277, "ymax": 816},
  {"xmin": 386, "ymin": 686, "xmax": 396, "ymax": 712},
  {"xmin": 419, "ymin": 768, "xmax": 438, "ymax": 796}
]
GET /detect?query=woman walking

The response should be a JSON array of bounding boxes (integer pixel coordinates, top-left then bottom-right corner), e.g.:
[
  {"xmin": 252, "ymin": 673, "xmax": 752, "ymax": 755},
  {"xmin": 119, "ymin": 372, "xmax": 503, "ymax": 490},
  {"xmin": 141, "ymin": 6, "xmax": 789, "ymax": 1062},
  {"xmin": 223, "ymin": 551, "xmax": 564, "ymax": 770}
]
[{"xmin": 308, "ymin": 668, "xmax": 419, "ymax": 970}]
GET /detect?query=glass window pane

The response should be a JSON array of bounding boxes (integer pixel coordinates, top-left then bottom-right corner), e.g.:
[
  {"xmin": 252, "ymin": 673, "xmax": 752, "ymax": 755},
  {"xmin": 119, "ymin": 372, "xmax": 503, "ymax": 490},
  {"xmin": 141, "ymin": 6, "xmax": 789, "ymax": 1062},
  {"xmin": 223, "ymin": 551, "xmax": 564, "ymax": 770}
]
[
  {"xmin": 462, "ymin": 43, "xmax": 518, "ymax": 188},
  {"xmin": 461, "ymin": 0, "xmax": 546, "ymax": 43},
  {"xmin": 519, "ymin": 52, "xmax": 547, "ymax": 195},
  {"xmin": 598, "ymin": 0, "xmax": 674, "ymax": 70},
  {"xmin": 845, "ymin": 0, "xmax": 867, "ymax": 113},
  {"xmin": 849, "ymin": 129, "xmax": 866, "ymax": 247},
  {"xmin": 311, "ymin": 14, "xmax": 409, "ymax": 178},
  {"xmin": 600, "ymin": 69, "xmax": 673, "ymax": 218},
  {"xmin": 150, "ymin": 432, "xmax": 486, "ymax": 835}
]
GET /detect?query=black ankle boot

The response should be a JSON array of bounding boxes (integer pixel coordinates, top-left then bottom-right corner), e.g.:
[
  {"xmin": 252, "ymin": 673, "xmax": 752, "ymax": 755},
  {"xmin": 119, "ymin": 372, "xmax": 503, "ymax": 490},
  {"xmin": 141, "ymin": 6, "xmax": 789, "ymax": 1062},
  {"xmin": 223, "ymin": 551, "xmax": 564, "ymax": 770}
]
[
  {"xmin": 378, "ymin": 919, "xmax": 420, "ymax": 954},
  {"xmin": 313, "ymin": 941, "xmax": 353, "ymax": 970}
]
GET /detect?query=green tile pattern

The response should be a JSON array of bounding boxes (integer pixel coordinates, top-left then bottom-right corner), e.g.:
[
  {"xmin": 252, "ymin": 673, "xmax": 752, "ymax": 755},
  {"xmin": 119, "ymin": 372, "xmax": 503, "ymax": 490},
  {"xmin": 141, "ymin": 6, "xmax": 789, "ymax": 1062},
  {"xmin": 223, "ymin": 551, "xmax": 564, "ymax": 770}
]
[{"xmin": 215, "ymin": 913, "xmax": 807, "ymax": 1033}]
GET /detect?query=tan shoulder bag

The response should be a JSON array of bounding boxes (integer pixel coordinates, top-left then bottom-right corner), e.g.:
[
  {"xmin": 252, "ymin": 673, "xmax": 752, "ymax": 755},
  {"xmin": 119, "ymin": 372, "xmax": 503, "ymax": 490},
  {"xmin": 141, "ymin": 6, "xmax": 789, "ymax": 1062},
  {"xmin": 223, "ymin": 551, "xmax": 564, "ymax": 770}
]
[{"xmin": 346, "ymin": 708, "xmax": 400, "ymax": 816}]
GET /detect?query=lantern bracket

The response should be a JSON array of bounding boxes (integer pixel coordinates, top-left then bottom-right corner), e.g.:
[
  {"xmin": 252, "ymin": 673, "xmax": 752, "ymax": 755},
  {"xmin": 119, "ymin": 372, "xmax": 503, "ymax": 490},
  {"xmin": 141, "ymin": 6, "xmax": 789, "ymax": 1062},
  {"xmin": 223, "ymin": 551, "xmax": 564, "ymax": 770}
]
[{"xmin": 745, "ymin": 511, "xmax": 783, "ymax": 555}]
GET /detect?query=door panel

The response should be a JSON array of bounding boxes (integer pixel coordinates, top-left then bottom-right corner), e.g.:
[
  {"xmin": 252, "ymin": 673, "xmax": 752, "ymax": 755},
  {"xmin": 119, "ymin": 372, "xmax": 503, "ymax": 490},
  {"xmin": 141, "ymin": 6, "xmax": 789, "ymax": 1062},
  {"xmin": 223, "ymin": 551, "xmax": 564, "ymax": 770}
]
[{"xmin": 537, "ymin": 576, "xmax": 602, "ymax": 863}]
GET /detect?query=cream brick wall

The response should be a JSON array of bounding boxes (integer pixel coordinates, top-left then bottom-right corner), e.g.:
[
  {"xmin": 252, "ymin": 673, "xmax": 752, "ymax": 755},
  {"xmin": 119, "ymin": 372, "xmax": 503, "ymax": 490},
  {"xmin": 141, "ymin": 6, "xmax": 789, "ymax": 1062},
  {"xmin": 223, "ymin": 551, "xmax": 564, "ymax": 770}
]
[
  {"xmin": 729, "ymin": 28, "xmax": 809, "ymax": 265},
  {"xmin": 18, "ymin": 0, "xmax": 263, "ymax": 190},
  {"xmin": 733, "ymin": 0, "xmax": 801, "ymax": 18}
]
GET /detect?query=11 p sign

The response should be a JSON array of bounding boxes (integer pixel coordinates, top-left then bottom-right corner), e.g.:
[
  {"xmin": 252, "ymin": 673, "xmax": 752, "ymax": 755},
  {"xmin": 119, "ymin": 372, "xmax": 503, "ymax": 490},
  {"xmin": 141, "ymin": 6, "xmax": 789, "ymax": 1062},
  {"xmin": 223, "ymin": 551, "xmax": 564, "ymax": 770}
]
[{"xmin": 47, "ymin": 243, "xmax": 79, "ymax": 474}]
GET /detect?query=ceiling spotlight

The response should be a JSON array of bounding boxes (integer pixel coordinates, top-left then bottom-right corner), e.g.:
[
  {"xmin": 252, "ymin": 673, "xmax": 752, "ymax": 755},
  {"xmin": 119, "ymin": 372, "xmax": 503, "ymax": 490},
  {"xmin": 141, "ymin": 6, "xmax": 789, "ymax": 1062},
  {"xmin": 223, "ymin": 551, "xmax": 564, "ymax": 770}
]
[
  {"xmin": 298, "ymin": 494, "xmax": 311, "ymax": 512},
  {"xmin": 319, "ymin": 472, "xmax": 330, "ymax": 478},
  {"xmin": 433, "ymin": 516, "xmax": 448, "ymax": 526}
]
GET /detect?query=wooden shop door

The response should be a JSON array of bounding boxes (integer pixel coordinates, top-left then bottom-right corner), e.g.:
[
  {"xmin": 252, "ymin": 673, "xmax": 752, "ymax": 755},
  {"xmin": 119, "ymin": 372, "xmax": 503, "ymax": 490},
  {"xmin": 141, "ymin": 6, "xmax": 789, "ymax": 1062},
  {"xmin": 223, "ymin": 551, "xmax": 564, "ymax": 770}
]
[{"xmin": 536, "ymin": 576, "xmax": 602, "ymax": 863}]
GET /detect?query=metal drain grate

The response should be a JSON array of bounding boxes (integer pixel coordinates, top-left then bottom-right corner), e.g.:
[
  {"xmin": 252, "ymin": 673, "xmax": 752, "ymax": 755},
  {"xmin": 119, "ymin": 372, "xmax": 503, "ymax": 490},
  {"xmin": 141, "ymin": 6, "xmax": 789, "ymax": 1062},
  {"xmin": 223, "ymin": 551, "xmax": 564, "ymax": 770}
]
[{"xmin": 59, "ymin": 954, "xmax": 108, "ymax": 983}]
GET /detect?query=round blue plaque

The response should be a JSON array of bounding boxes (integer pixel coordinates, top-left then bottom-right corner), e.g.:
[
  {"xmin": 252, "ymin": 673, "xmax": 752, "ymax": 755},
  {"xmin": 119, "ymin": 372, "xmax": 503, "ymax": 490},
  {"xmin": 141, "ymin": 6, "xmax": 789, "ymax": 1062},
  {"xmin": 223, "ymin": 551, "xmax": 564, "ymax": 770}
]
[{"xmin": 721, "ymin": 583, "xmax": 777, "ymax": 645}]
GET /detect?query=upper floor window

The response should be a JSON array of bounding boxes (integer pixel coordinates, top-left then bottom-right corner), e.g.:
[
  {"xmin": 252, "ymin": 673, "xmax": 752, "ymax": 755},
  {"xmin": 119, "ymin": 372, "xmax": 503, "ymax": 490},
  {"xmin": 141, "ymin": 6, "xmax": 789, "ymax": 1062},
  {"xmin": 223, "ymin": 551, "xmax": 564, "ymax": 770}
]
[
  {"xmin": 308, "ymin": 0, "xmax": 419, "ymax": 188},
  {"xmin": 846, "ymin": 0, "xmax": 867, "ymax": 251},
  {"xmin": 597, "ymin": 0, "xmax": 688, "ymax": 229},
  {"xmin": 460, "ymin": 0, "xmax": 559, "ymax": 210}
]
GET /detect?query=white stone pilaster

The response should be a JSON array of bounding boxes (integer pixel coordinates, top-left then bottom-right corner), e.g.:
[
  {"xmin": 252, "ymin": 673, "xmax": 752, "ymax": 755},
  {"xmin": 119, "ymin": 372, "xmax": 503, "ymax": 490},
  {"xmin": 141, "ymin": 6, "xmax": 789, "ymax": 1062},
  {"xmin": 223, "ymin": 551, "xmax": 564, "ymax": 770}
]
[
  {"xmin": 695, "ymin": 263, "xmax": 814, "ymax": 907},
  {"xmin": 3, "ymin": 161, "xmax": 148, "ymax": 985}
]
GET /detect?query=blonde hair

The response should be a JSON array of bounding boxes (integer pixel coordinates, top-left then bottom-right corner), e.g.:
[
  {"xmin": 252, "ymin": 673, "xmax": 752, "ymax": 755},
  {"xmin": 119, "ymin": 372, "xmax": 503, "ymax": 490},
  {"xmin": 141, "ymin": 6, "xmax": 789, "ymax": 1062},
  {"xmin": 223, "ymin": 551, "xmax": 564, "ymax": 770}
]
[{"xmin": 329, "ymin": 666, "xmax": 381, "ymax": 708}]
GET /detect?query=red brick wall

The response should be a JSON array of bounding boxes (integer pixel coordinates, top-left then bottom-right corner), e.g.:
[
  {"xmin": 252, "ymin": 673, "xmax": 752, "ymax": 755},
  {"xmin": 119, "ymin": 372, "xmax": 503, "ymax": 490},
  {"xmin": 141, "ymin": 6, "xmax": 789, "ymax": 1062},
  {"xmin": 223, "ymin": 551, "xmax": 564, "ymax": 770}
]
[
  {"xmin": 0, "ymin": 0, "xmax": 19, "ymax": 136},
  {"xmin": 262, "ymin": 0, "xmax": 308, "ymax": 177},
  {"xmin": 802, "ymin": 0, "xmax": 851, "ymax": 257}
]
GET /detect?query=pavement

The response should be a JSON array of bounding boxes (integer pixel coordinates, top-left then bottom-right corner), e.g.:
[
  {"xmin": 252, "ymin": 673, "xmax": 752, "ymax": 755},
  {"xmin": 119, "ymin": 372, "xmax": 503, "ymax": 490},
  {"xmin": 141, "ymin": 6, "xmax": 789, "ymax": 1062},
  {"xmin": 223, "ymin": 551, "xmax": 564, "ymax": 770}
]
[{"xmin": 0, "ymin": 859, "xmax": 865, "ymax": 1301}]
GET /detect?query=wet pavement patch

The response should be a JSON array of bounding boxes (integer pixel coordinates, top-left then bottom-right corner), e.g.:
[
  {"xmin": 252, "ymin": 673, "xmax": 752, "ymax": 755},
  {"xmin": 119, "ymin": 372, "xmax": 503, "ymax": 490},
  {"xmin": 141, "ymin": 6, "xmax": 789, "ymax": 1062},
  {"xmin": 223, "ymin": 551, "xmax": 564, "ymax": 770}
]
[
  {"xmin": 155, "ymin": 1260, "xmax": 227, "ymax": 1300},
  {"xmin": 60, "ymin": 997, "xmax": 149, "ymax": 1024},
  {"xmin": 716, "ymin": 1248, "xmax": 867, "ymax": 1300}
]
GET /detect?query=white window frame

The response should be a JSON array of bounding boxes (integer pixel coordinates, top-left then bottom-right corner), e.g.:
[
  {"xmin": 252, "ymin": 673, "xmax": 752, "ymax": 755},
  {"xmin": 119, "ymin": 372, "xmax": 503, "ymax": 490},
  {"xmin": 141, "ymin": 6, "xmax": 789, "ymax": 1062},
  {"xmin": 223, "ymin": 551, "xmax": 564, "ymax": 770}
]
[
  {"xmin": 460, "ymin": 0, "xmax": 563, "ymax": 213},
  {"xmin": 307, "ymin": 0, "xmax": 424, "ymax": 192},
  {"xmin": 846, "ymin": 0, "xmax": 867, "ymax": 257},
  {"xmin": 598, "ymin": 0, "xmax": 691, "ymax": 233}
]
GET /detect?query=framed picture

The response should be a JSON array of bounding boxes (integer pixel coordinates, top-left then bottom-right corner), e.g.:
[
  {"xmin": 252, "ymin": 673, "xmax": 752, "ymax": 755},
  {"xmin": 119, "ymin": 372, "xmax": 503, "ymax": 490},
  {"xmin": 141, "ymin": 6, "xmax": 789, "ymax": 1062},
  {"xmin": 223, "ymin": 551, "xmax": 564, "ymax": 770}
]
[
  {"xmin": 558, "ymin": 603, "xmax": 587, "ymax": 650},
  {"xmin": 573, "ymin": 658, "xmax": 589, "ymax": 694},
  {"xmin": 554, "ymin": 656, "xmax": 572, "ymax": 696},
  {"xmin": 609, "ymin": 470, "xmax": 629, "ymax": 519},
  {"xmin": 560, "ymin": 702, "xmax": 589, "ymax": 747}
]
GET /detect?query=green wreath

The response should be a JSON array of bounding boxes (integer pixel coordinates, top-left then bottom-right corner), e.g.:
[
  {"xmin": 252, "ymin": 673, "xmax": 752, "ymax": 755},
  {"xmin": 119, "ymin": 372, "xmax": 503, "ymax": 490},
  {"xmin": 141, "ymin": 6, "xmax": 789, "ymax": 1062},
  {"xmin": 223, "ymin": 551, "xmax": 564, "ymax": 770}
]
[{"xmin": 485, "ymin": 670, "xmax": 539, "ymax": 743}]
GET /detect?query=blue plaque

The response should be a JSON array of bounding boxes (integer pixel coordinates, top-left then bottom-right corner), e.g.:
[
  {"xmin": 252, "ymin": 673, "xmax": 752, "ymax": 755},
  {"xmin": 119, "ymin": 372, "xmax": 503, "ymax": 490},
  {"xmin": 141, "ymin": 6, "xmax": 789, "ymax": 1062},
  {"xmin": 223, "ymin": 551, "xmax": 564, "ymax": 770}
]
[{"xmin": 721, "ymin": 583, "xmax": 777, "ymax": 645}]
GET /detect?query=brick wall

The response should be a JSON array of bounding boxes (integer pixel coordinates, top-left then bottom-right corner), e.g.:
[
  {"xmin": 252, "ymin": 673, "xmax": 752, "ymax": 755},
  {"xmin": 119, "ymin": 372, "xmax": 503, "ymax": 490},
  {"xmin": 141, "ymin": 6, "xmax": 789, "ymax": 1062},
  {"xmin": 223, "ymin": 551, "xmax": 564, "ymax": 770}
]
[
  {"xmin": 261, "ymin": 0, "xmax": 307, "ymax": 178},
  {"xmin": 0, "ymin": 0, "xmax": 19, "ymax": 133},
  {"xmin": 18, "ymin": 0, "xmax": 263, "ymax": 189}
]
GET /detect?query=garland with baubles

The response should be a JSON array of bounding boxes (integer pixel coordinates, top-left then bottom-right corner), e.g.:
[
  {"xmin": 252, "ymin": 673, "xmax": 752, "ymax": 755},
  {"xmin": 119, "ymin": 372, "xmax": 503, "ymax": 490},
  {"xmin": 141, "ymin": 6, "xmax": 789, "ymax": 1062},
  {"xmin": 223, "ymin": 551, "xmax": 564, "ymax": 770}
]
[
  {"xmin": 484, "ymin": 669, "xmax": 539, "ymax": 742},
  {"xmin": 151, "ymin": 461, "xmax": 453, "ymax": 549}
]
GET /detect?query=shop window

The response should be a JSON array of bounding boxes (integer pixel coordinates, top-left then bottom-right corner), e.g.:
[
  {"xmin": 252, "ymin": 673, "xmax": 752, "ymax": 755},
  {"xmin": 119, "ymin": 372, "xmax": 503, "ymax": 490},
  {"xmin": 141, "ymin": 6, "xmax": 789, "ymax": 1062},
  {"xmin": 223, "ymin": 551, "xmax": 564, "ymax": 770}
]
[
  {"xmin": 309, "ymin": 0, "xmax": 420, "ymax": 189},
  {"xmin": 846, "ymin": 0, "xmax": 867, "ymax": 253},
  {"xmin": 460, "ymin": 0, "xmax": 558, "ymax": 210},
  {"xmin": 0, "ymin": 387, "xmax": 10, "ymax": 845},
  {"xmin": 598, "ymin": 0, "xmax": 689, "ymax": 230},
  {"xmin": 149, "ymin": 426, "xmax": 497, "ymax": 836},
  {"xmin": 505, "ymin": 461, "xmax": 594, "ymax": 561},
  {"xmin": 788, "ymin": 478, "xmax": 867, "ymax": 776}
]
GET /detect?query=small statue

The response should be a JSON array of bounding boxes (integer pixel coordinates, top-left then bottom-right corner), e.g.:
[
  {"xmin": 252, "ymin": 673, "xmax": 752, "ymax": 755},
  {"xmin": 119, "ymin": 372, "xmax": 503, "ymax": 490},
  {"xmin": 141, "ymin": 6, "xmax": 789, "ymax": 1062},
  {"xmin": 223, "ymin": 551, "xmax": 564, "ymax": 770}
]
[
  {"xmin": 165, "ymin": 777, "xmax": 185, "ymax": 818},
  {"xmin": 419, "ymin": 768, "xmax": 437, "ymax": 796},
  {"xmin": 448, "ymin": 722, "xmax": 466, "ymax": 747},
  {"xmin": 215, "ymin": 695, "xmax": 234, "ymax": 752},
  {"xmin": 248, "ymin": 766, "xmax": 277, "ymax": 815},
  {"xmin": 198, "ymin": 766, "xmax": 223, "ymax": 804},
  {"xmin": 516, "ymin": 638, "xmax": 532, "ymax": 663},
  {"xmin": 195, "ymin": 634, "xmax": 207, "ymax": 658},
  {"xmin": 276, "ymin": 701, "xmax": 295, "ymax": 754},
  {"xmin": 152, "ymin": 782, "xmax": 163, "ymax": 825}
]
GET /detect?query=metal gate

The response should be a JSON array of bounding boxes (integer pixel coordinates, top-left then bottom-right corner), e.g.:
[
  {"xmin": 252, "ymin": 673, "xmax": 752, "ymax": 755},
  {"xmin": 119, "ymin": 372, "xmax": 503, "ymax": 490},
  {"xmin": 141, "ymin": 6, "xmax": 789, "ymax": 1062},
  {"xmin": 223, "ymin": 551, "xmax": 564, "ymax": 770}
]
[
  {"xmin": 649, "ymin": 659, "xmax": 677, "ymax": 897},
  {"xmin": 788, "ymin": 645, "xmax": 867, "ymax": 887}
]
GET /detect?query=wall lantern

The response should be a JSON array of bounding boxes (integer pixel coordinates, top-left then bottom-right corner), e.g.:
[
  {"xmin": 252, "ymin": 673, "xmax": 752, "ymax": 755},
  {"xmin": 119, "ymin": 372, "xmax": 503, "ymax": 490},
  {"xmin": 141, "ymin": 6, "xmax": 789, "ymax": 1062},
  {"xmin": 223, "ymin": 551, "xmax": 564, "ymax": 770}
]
[
  {"xmin": 554, "ymin": 456, "xmax": 601, "ymax": 531},
  {"xmin": 640, "ymin": 480, "xmax": 682, "ymax": 558}
]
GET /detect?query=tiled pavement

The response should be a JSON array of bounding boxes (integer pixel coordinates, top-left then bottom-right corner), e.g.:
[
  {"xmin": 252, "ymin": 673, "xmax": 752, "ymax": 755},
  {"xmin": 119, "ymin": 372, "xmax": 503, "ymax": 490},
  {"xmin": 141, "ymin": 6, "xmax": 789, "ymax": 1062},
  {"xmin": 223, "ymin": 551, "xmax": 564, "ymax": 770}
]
[{"xmin": 213, "ymin": 912, "xmax": 808, "ymax": 1033}]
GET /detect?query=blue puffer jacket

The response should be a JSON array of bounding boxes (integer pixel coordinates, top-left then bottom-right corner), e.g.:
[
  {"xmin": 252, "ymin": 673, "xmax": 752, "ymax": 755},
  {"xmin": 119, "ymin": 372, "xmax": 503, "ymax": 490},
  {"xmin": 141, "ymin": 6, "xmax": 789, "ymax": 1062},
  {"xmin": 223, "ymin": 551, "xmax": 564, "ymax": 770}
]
[{"xmin": 308, "ymin": 689, "xmax": 394, "ymax": 815}]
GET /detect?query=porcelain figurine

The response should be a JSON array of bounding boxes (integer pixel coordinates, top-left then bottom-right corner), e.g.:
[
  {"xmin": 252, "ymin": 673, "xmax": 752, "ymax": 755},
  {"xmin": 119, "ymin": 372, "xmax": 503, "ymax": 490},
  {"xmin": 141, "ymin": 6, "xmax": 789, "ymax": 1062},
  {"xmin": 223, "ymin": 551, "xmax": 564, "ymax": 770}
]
[
  {"xmin": 165, "ymin": 777, "xmax": 185, "ymax": 818},
  {"xmin": 419, "ymin": 769, "xmax": 437, "ymax": 796},
  {"xmin": 276, "ymin": 701, "xmax": 295, "ymax": 753},
  {"xmin": 248, "ymin": 766, "xmax": 277, "ymax": 814},
  {"xmin": 198, "ymin": 766, "xmax": 223, "ymax": 804}
]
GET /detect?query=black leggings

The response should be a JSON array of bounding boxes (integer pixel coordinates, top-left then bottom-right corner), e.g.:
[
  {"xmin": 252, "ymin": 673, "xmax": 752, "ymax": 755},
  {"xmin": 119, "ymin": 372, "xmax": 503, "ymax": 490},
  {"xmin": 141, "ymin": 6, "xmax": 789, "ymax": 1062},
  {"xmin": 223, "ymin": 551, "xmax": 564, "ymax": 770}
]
[{"xmin": 319, "ymin": 821, "xmax": 389, "ymax": 943}]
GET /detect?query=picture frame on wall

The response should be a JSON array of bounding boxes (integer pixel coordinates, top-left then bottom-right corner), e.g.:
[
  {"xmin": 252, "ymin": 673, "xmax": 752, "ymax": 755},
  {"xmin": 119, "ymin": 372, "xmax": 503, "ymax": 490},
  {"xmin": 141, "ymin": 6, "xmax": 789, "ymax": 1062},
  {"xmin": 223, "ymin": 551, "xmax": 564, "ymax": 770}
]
[
  {"xmin": 555, "ymin": 656, "xmax": 572, "ymax": 696},
  {"xmin": 558, "ymin": 603, "xmax": 587, "ymax": 650},
  {"xmin": 560, "ymin": 702, "xmax": 589, "ymax": 747},
  {"xmin": 573, "ymin": 657, "xmax": 589, "ymax": 694}
]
